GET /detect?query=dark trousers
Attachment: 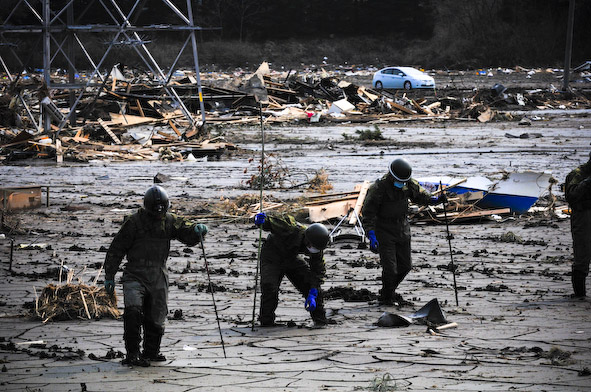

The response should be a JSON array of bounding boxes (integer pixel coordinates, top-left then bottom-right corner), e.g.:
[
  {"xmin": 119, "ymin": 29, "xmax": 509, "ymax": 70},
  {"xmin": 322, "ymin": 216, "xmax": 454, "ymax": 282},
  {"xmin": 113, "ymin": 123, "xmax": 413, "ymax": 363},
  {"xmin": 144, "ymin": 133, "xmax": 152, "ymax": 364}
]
[
  {"xmin": 572, "ymin": 208, "xmax": 591, "ymax": 275},
  {"xmin": 377, "ymin": 232, "xmax": 412, "ymax": 299},
  {"xmin": 259, "ymin": 247, "xmax": 326, "ymax": 325},
  {"xmin": 123, "ymin": 279, "xmax": 167, "ymax": 355}
]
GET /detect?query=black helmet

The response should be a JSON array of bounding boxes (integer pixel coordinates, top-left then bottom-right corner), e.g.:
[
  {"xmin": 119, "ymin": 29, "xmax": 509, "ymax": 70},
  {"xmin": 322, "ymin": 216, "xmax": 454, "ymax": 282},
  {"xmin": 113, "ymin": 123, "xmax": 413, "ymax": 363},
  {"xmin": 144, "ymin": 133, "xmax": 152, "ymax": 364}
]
[
  {"xmin": 144, "ymin": 185, "xmax": 169, "ymax": 214},
  {"xmin": 305, "ymin": 223, "xmax": 330, "ymax": 251},
  {"xmin": 389, "ymin": 158, "xmax": 412, "ymax": 182}
]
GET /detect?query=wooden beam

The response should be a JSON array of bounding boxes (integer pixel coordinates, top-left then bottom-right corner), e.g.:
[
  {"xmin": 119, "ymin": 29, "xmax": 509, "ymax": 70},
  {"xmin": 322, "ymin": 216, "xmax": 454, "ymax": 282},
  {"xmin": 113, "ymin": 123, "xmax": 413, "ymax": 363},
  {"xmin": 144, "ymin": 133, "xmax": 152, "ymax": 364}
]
[
  {"xmin": 349, "ymin": 180, "xmax": 370, "ymax": 224},
  {"xmin": 308, "ymin": 199, "xmax": 356, "ymax": 223},
  {"xmin": 168, "ymin": 120, "xmax": 182, "ymax": 137},
  {"xmin": 136, "ymin": 99, "xmax": 145, "ymax": 117},
  {"xmin": 97, "ymin": 118, "xmax": 122, "ymax": 145}
]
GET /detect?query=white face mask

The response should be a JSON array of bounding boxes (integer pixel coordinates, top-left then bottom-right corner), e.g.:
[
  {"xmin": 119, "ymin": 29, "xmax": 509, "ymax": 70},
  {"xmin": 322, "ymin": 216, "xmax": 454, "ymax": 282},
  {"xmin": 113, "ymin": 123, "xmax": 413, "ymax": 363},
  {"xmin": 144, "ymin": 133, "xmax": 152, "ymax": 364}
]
[{"xmin": 306, "ymin": 245, "xmax": 321, "ymax": 254}]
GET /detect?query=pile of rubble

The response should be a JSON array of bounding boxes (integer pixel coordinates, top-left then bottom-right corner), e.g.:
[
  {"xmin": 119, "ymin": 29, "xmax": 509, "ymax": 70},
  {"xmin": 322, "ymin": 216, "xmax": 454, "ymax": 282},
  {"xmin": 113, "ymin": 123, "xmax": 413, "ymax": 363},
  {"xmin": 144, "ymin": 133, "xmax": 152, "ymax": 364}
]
[
  {"xmin": 34, "ymin": 283, "xmax": 120, "ymax": 323},
  {"xmin": 1, "ymin": 62, "xmax": 589, "ymax": 162}
]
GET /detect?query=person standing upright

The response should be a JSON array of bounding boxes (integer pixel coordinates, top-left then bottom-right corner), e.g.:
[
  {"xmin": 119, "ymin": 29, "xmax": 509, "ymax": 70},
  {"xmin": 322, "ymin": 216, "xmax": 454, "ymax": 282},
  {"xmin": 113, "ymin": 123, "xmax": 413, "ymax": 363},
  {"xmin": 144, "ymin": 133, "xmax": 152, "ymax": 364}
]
[
  {"xmin": 362, "ymin": 158, "xmax": 446, "ymax": 305},
  {"xmin": 104, "ymin": 185, "xmax": 208, "ymax": 366},
  {"xmin": 565, "ymin": 152, "xmax": 591, "ymax": 298}
]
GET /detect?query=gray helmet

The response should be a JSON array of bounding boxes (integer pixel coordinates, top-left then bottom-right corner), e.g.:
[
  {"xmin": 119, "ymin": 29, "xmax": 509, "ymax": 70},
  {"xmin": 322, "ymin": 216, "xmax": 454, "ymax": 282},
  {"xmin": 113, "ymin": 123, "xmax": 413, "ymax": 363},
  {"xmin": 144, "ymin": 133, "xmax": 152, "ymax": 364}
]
[
  {"xmin": 144, "ymin": 185, "xmax": 169, "ymax": 214},
  {"xmin": 305, "ymin": 223, "xmax": 330, "ymax": 251},
  {"xmin": 389, "ymin": 158, "xmax": 412, "ymax": 182}
]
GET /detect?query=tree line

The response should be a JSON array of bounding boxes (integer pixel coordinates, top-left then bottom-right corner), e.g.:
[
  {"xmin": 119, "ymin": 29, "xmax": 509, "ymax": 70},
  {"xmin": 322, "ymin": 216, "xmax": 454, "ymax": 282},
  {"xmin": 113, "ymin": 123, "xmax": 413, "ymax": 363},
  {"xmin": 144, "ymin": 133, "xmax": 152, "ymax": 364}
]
[{"xmin": 1, "ymin": 0, "xmax": 589, "ymax": 69}]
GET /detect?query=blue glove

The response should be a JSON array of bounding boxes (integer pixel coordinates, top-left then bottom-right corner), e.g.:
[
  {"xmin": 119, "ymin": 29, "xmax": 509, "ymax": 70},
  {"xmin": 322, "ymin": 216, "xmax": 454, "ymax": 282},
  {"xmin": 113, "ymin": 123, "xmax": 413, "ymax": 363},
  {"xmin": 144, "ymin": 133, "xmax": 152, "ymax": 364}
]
[
  {"xmin": 305, "ymin": 288, "xmax": 318, "ymax": 311},
  {"xmin": 254, "ymin": 212, "xmax": 266, "ymax": 226},
  {"xmin": 104, "ymin": 279, "xmax": 115, "ymax": 296},
  {"xmin": 367, "ymin": 230, "xmax": 379, "ymax": 253},
  {"xmin": 430, "ymin": 193, "xmax": 447, "ymax": 205},
  {"xmin": 194, "ymin": 223, "xmax": 208, "ymax": 237}
]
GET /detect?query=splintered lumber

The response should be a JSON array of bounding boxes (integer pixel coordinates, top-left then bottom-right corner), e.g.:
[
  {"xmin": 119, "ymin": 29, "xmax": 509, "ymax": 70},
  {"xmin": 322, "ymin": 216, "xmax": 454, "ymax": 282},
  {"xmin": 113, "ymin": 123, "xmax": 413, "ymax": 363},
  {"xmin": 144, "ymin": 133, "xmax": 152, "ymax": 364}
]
[
  {"xmin": 168, "ymin": 120, "xmax": 182, "ymax": 137},
  {"xmin": 412, "ymin": 100, "xmax": 431, "ymax": 115},
  {"xmin": 306, "ymin": 184, "xmax": 371, "ymax": 222},
  {"xmin": 136, "ymin": 99, "xmax": 145, "ymax": 117},
  {"xmin": 109, "ymin": 113, "xmax": 158, "ymax": 127},
  {"xmin": 431, "ymin": 178, "xmax": 467, "ymax": 196},
  {"xmin": 442, "ymin": 207, "xmax": 511, "ymax": 222},
  {"xmin": 308, "ymin": 199, "xmax": 357, "ymax": 223},
  {"xmin": 349, "ymin": 180, "xmax": 370, "ymax": 224},
  {"xmin": 389, "ymin": 100, "xmax": 416, "ymax": 115},
  {"xmin": 97, "ymin": 118, "xmax": 122, "ymax": 145},
  {"xmin": 34, "ymin": 283, "xmax": 120, "ymax": 323}
]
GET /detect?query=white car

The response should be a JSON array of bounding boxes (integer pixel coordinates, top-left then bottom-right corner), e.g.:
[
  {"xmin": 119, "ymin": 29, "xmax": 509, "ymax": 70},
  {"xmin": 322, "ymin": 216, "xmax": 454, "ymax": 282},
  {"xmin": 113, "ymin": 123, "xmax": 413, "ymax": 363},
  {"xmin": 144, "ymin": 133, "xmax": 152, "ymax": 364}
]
[{"xmin": 372, "ymin": 66, "xmax": 435, "ymax": 90}]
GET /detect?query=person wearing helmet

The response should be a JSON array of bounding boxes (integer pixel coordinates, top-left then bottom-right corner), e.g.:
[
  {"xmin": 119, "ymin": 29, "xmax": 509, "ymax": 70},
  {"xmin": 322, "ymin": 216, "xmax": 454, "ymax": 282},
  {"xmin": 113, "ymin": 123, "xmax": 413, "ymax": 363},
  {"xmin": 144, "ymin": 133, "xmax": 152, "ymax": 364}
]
[
  {"xmin": 362, "ymin": 158, "xmax": 446, "ymax": 306},
  {"xmin": 254, "ymin": 212, "xmax": 331, "ymax": 327},
  {"xmin": 103, "ymin": 185, "xmax": 209, "ymax": 367},
  {"xmin": 565, "ymin": 152, "xmax": 591, "ymax": 298}
]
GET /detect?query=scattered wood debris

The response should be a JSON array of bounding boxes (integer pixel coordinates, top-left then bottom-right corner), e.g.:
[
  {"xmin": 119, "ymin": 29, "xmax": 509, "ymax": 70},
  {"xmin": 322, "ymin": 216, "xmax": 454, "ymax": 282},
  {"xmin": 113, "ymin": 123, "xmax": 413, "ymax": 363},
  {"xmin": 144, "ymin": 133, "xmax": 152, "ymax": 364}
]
[
  {"xmin": 2, "ymin": 63, "xmax": 589, "ymax": 162},
  {"xmin": 33, "ymin": 283, "xmax": 120, "ymax": 323},
  {"xmin": 306, "ymin": 181, "xmax": 513, "ymax": 224}
]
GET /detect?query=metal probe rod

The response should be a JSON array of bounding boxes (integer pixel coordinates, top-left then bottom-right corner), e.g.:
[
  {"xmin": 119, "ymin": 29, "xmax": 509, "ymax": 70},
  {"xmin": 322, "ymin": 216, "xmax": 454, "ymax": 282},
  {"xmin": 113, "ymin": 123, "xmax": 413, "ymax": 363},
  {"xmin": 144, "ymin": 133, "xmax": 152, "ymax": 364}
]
[
  {"xmin": 199, "ymin": 235, "xmax": 227, "ymax": 358},
  {"xmin": 251, "ymin": 101, "xmax": 265, "ymax": 331},
  {"xmin": 440, "ymin": 181, "xmax": 459, "ymax": 306}
]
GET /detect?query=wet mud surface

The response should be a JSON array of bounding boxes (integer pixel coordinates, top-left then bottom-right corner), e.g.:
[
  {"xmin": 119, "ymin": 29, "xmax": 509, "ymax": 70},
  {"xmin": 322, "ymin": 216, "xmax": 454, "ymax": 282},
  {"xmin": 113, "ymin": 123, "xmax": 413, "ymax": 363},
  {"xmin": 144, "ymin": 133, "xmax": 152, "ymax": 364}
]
[{"xmin": 1, "ymin": 109, "xmax": 591, "ymax": 390}]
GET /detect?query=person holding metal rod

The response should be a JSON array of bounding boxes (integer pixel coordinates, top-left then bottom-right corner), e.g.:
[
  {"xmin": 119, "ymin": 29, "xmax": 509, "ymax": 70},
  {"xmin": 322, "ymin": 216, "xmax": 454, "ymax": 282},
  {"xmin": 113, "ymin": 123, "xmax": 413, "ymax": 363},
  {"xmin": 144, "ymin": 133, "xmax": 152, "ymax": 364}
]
[
  {"xmin": 565, "ymin": 152, "xmax": 591, "ymax": 298},
  {"xmin": 103, "ymin": 185, "xmax": 209, "ymax": 367},
  {"xmin": 362, "ymin": 158, "xmax": 447, "ymax": 306},
  {"xmin": 254, "ymin": 212, "xmax": 332, "ymax": 327}
]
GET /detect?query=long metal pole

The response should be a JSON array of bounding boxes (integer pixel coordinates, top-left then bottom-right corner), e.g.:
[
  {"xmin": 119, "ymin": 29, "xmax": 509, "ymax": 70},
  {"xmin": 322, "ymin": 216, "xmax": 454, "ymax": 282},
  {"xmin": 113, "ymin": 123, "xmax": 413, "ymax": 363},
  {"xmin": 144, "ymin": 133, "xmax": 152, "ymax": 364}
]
[
  {"xmin": 67, "ymin": 1, "xmax": 76, "ymax": 126},
  {"xmin": 251, "ymin": 102, "xmax": 265, "ymax": 331},
  {"xmin": 199, "ymin": 235, "xmax": 227, "ymax": 358},
  {"xmin": 440, "ymin": 181, "xmax": 458, "ymax": 306},
  {"xmin": 562, "ymin": 0, "xmax": 576, "ymax": 91},
  {"xmin": 186, "ymin": 0, "xmax": 207, "ymax": 128},
  {"xmin": 42, "ymin": 0, "xmax": 51, "ymax": 132}
]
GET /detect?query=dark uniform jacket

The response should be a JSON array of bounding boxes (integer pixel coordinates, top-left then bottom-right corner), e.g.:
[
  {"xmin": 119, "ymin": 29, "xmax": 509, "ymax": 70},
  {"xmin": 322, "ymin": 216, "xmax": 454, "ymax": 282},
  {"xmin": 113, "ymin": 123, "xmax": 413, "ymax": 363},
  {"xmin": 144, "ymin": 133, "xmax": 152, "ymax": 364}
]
[
  {"xmin": 362, "ymin": 174, "xmax": 432, "ymax": 241},
  {"xmin": 565, "ymin": 161, "xmax": 591, "ymax": 211},
  {"xmin": 260, "ymin": 215, "xmax": 326, "ymax": 288},
  {"xmin": 104, "ymin": 207, "xmax": 200, "ymax": 286}
]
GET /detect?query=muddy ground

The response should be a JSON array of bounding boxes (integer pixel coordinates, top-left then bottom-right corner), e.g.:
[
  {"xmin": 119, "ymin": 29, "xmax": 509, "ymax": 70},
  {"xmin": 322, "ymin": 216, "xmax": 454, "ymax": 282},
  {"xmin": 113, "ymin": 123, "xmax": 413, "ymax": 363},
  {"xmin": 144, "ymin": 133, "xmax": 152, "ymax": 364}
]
[{"xmin": 1, "ymin": 72, "xmax": 591, "ymax": 391}]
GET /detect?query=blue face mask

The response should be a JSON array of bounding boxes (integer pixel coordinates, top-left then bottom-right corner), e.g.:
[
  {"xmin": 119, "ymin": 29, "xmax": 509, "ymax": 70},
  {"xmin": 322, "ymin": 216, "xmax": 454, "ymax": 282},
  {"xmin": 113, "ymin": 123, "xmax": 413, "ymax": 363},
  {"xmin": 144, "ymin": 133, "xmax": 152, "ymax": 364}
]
[{"xmin": 393, "ymin": 180, "xmax": 406, "ymax": 189}]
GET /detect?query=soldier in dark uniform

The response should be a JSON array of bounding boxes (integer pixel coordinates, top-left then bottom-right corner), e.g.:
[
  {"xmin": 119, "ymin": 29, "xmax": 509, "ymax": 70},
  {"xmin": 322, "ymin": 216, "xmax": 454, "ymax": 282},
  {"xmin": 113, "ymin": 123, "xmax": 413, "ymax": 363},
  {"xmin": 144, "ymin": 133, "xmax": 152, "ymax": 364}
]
[
  {"xmin": 104, "ymin": 185, "xmax": 208, "ymax": 366},
  {"xmin": 362, "ymin": 158, "xmax": 446, "ymax": 305},
  {"xmin": 565, "ymin": 152, "xmax": 591, "ymax": 298},
  {"xmin": 254, "ymin": 213, "xmax": 331, "ymax": 327}
]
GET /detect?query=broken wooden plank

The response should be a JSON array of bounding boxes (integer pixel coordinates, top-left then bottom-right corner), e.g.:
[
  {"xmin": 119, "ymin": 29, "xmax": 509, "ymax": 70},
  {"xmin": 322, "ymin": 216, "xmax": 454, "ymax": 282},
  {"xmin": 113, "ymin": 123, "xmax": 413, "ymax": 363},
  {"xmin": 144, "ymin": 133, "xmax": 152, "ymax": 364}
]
[
  {"xmin": 388, "ymin": 100, "xmax": 416, "ymax": 115},
  {"xmin": 443, "ymin": 208, "xmax": 511, "ymax": 222},
  {"xmin": 97, "ymin": 118, "xmax": 122, "ymax": 145},
  {"xmin": 168, "ymin": 120, "xmax": 182, "ymax": 137},
  {"xmin": 109, "ymin": 113, "xmax": 158, "ymax": 127},
  {"xmin": 431, "ymin": 178, "xmax": 468, "ymax": 196},
  {"xmin": 305, "ymin": 194, "xmax": 359, "ymax": 206},
  {"xmin": 136, "ymin": 99, "xmax": 145, "ymax": 117},
  {"xmin": 308, "ymin": 199, "xmax": 356, "ymax": 223},
  {"xmin": 349, "ymin": 180, "xmax": 370, "ymax": 225}
]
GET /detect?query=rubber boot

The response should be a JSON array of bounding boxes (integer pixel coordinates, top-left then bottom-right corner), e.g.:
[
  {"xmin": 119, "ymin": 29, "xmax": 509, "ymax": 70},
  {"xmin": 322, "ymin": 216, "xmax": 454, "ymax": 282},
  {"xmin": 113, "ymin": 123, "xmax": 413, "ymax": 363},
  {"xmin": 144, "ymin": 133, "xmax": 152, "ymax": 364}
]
[
  {"xmin": 378, "ymin": 285, "xmax": 393, "ymax": 305},
  {"xmin": 122, "ymin": 307, "xmax": 149, "ymax": 367},
  {"xmin": 259, "ymin": 284, "xmax": 279, "ymax": 326},
  {"xmin": 391, "ymin": 272, "xmax": 411, "ymax": 305},
  {"xmin": 572, "ymin": 270, "xmax": 587, "ymax": 298},
  {"xmin": 142, "ymin": 325, "xmax": 166, "ymax": 362}
]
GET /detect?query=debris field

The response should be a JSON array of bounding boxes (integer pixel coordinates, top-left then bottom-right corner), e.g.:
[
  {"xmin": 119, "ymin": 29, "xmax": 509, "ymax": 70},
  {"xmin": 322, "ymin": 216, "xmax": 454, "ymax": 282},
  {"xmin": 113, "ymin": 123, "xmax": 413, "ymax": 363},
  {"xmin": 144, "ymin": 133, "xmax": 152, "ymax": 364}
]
[{"xmin": 0, "ymin": 67, "xmax": 590, "ymax": 391}]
